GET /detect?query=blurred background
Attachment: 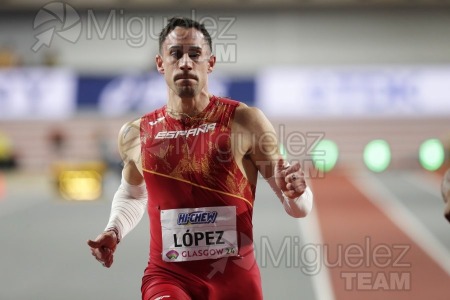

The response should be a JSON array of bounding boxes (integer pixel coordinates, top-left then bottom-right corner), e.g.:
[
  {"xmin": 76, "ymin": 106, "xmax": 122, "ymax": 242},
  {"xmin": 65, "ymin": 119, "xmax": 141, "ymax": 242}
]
[{"xmin": 1, "ymin": 1, "xmax": 450, "ymax": 299}]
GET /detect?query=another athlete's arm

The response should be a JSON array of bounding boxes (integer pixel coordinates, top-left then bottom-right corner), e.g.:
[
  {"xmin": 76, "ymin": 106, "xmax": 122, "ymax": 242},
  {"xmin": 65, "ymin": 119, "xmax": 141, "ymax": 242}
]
[
  {"xmin": 234, "ymin": 105, "xmax": 313, "ymax": 218},
  {"xmin": 87, "ymin": 120, "xmax": 147, "ymax": 267}
]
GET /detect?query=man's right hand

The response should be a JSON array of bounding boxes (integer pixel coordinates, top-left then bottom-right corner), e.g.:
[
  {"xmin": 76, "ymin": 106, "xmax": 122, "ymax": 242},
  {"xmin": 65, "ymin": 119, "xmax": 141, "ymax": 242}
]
[{"xmin": 87, "ymin": 231, "xmax": 118, "ymax": 268}]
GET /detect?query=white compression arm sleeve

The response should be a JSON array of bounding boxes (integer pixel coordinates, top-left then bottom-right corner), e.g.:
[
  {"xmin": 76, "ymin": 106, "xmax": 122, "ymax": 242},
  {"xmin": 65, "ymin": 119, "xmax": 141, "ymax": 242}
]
[
  {"xmin": 104, "ymin": 175, "xmax": 148, "ymax": 242},
  {"xmin": 266, "ymin": 176, "xmax": 313, "ymax": 218}
]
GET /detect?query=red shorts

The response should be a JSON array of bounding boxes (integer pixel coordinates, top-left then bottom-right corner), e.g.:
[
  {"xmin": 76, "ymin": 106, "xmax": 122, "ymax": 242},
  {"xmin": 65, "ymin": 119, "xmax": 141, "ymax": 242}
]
[
  {"xmin": 141, "ymin": 260, "xmax": 263, "ymax": 300},
  {"xmin": 142, "ymin": 282, "xmax": 191, "ymax": 300}
]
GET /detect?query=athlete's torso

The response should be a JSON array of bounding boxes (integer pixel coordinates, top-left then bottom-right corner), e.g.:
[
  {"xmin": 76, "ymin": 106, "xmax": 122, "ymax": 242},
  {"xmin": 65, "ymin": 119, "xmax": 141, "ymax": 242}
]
[{"xmin": 140, "ymin": 96, "xmax": 263, "ymax": 300}]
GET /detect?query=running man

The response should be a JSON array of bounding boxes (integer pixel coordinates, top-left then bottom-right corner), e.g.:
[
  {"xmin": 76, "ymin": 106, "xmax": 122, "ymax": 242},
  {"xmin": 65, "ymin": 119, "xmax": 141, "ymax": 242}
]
[{"xmin": 87, "ymin": 17, "xmax": 313, "ymax": 300}]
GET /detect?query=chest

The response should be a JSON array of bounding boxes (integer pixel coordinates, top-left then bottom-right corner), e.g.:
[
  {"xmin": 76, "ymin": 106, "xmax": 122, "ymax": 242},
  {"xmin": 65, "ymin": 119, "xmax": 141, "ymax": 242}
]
[{"xmin": 142, "ymin": 121, "xmax": 231, "ymax": 165}]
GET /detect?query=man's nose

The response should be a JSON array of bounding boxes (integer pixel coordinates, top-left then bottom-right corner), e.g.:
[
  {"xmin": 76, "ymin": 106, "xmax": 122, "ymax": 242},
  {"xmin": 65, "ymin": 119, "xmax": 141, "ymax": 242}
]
[{"xmin": 179, "ymin": 53, "xmax": 193, "ymax": 70}]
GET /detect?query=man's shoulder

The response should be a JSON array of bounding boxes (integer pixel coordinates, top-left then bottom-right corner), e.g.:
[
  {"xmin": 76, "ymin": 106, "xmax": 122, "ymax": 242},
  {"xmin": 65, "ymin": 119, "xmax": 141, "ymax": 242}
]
[
  {"xmin": 215, "ymin": 96, "xmax": 240, "ymax": 107},
  {"xmin": 234, "ymin": 103, "xmax": 267, "ymax": 126},
  {"xmin": 119, "ymin": 118, "xmax": 141, "ymax": 138},
  {"xmin": 117, "ymin": 118, "xmax": 141, "ymax": 160},
  {"xmin": 119, "ymin": 105, "xmax": 165, "ymax": 133},
  {"xmin": 118, "ymin": 118, "xmax": 140, "ymax": 148}
]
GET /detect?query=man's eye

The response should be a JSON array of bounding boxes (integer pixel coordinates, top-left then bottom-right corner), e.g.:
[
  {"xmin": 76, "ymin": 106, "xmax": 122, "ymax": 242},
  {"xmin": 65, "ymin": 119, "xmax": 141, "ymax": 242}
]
[
  {"xmin": 170, "ymin": 51, "xmax": 182, "ymax": 59},
  {"xmin": 188, "ymin": 51, "xmax": 203, "ymax": 60}
]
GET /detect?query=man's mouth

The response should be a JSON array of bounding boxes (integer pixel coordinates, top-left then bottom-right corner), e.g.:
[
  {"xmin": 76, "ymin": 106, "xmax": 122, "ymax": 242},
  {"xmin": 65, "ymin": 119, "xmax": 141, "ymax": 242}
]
[{"xmin": 175, "ymin": 74, "xmax": 197, "ymax": 81}]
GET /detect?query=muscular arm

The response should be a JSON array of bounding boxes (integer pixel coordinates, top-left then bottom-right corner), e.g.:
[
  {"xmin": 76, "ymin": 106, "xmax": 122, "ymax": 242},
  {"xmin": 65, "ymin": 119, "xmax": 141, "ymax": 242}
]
[
  {"xmin": 118, "ymin": 119, "xmax": 144, "ymax": 184},
  {"xmin": 105, "ymin": 119, "xmax": 146, "ymax": 240},
  {"xmin": 87, "ymin": 119, "xmax": 147, "ymax": 267},
  {"xmin": 232, "ymin": 104, "xmax": 313, "ymax": 218}
]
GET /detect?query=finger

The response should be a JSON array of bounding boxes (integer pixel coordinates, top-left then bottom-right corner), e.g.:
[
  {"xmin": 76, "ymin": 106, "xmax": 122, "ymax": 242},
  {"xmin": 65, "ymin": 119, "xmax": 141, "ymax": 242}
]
[
  {"xmin": 286, "ymin": 172, "xmax": 299, "ymax": 183},
  {"xmin": 100, "ymin": 246, "xmax": 112, "ymax": 254},
  {"xmin": 285, "ymin": 162, "xmax": 301, "ymax": 175},
  {"xmin": 285, "ymin": 182, "xmax": 298, "ymax": 192},
  {"xmin": 104, "ymin": 256, "xmax": 114, "ymax": 268},
  {"xmin": 286, "ymin": 171, "xmax": 305, "ymax": 185},
  {"xmin": 103, "ymin": 261, "xmax": 113, "ymax": 268},
  {"xmin": 94, "ymin": 253, "xmax": 112, "ymax": 266},
  {"xmin": 275, "ymin": 158, "xmax": 288, "ymax": 176},
  {"xmin": 284, "ymin": 169, "xmax": 301, "ymax": 184},
  {"xmin": 98, "ymin": 247, "xmax": 113, "ymax": 259},
  {"xmin": 92, "ymin": 249, "xmax": 104, "ymax": 261},
  {"xmin": 87, "ymin": 239, "xmax": 102, "ymax": 249},
  {"xmin": 90, "ymin": 247, "xmax": 103, "ymax": 260},
  {"xmin": 286, "ymin": 181, "xmax": 306, "ymax": 193},
  {"xmin": 284, "ymin": 188, "xmax": 305, "ymax": 199},
  {"xmin": 97, "ymin": 250, "xmax": 114, "ymax": 268},
  {"xmin": 91, "ymin": 246, "xmax": 111, "ymax": 260}
]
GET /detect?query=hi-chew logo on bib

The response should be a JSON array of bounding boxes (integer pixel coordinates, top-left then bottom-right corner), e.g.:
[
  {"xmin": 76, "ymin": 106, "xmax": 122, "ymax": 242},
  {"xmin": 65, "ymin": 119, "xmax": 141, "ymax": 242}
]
[
  {"xmin": 177, "ymin": 210, "xmax": 218, "ymax": 225},
  {"xmin": 161, "ymin": 206, "xmax": 238, "ymax": 262}
]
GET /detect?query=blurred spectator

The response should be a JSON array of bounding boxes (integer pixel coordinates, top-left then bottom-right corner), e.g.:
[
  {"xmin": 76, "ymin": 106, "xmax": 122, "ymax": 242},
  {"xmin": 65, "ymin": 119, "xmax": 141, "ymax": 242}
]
[
  {"xmin": 43, "ymin": 50, "xmax": 59, "ymax": 67},
  {"xmin": 94, "ymin": 130, "xmax": 122, "ymax": 174},
  {"xmin": 0, "ymin": 131, "xmax": 17, "ymax": 169},
  {"xmin": 48, "ymin": 129, "xmax": 66, "ymax": 161},
  {"xmin": 0, "ymin": 47, "xmax": 20, "ymax": 68}
]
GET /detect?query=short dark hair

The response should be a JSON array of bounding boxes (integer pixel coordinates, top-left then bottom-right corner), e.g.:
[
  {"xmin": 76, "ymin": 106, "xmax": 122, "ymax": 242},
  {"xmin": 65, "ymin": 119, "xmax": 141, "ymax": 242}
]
[{"xmin": 158, "ymin": 17, "xmax": 213, "ymax": 53}]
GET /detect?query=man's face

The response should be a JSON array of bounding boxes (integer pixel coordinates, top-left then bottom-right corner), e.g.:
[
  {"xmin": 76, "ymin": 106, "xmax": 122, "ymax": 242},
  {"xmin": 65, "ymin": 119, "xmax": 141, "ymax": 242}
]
[{"xmin": 156, "ymin": 27, "xmax": 215, "ymax": 99}]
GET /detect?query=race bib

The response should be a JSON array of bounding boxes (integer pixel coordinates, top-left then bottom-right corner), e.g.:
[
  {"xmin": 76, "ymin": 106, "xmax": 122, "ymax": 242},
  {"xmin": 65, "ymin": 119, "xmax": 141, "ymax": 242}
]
[{"xmin": 161, "ymin": 206, "xmax": 238, "ymax": 262}]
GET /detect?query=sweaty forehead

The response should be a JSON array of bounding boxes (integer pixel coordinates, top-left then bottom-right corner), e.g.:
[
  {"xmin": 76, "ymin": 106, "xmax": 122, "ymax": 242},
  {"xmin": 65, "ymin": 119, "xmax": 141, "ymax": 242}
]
[{"xmin": 164, "ymin": 27, "xmax": 207, "ymax": 49}]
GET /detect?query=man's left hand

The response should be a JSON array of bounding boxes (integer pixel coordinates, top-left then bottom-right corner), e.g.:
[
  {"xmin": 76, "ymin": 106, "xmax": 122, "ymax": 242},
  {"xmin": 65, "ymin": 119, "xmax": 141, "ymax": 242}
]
[{"xmin": 274, "ymin": 158, "xmax": 307, "ymax": 199}]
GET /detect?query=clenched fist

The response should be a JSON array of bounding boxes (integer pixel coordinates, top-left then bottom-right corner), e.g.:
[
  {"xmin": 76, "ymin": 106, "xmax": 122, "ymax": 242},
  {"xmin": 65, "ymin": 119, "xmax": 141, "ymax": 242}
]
[
  {"xmin": 87, "ymin": 231, "xmax": 118, "ymax": 268},
  {"xmin": 274, "ymin": 158, "xmax": 307, "ymax": 199}
]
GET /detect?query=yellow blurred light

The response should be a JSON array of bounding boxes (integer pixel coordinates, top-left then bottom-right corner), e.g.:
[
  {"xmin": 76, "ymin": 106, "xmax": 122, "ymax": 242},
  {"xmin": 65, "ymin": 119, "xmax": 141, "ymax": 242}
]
[
  {"xmin": 53, "ymin": 162, "xmax": 106, "ymax": 201},
  {"xmin": 59, "ymin": 170, "xmax": 102, "ymax": 201},
  {"xmin": 0, "ymin": 133, "xmax": 13, "ymax": 160}
]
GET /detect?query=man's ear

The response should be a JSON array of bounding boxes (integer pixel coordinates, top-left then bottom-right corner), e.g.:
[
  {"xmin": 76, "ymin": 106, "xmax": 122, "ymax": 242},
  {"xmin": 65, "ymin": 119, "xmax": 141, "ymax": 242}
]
[
  {"xmin": 155, "ymin": 54, "xmax": 164, "ymax": 74},
  {"xmin": 207, "ymin": 54, "xmax": 216, "ymax": 74}
]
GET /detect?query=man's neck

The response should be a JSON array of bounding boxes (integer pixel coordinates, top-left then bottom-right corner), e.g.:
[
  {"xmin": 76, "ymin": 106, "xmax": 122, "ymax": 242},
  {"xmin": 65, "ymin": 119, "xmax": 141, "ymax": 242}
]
[{"xmin": 166, "ymin": 90, "xmax": 211, "ymax": 117}]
